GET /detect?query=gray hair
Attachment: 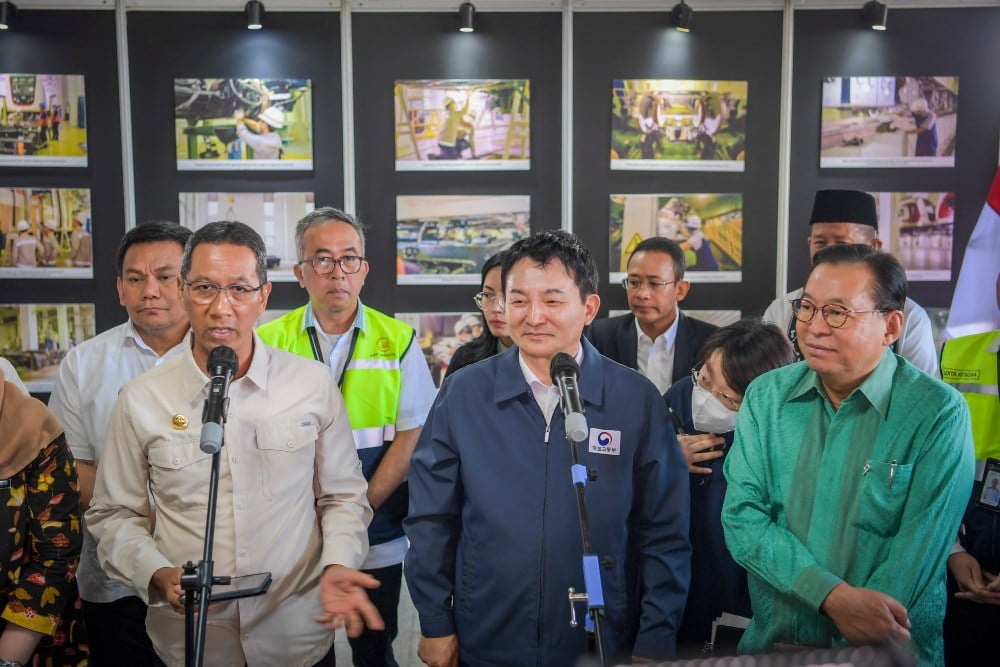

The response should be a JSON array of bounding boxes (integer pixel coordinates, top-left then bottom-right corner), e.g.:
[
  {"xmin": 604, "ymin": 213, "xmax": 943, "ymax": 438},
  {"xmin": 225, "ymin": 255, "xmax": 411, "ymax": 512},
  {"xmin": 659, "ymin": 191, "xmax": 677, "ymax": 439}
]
[
  {"xmin": 181, "ymin": 221, "xmax": 269, "ymax": 284},
  {"xmin": 295, "ymin": 207, "xmax": 366, "ymax": 260}
]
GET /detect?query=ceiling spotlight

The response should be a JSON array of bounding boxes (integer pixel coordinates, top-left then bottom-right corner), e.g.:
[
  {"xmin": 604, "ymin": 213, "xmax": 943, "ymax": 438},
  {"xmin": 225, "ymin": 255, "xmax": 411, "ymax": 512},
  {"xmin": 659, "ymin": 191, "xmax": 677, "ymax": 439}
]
[
  {"xmin": 0, "ymin": 1, "xmax": 17, "ymax": 31},
  {"xmin": 245, "ymin": 1, "xmax": 264, "ymax": 30},
  {"xmin": 671, "ymin": 1, "xmax": 693, "ymax": 33},
  {"xmin": 459, "ymin": 2, "xmax": 475, "ymax": 33},
  {"xmin": 862, "ymin": 1, "xmax": 888, "ymax": 31}
]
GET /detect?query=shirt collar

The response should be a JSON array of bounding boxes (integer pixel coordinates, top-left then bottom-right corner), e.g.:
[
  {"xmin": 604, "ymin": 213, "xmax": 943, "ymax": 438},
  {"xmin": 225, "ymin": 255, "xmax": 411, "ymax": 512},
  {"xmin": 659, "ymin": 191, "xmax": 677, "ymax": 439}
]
[
  {"xmin": 124, "ymin": 319, "xmax": 190, "ymax": 357},
  {"xmin": 178, "ymin": 330, "xmax": 269, "ymax": 403},
  {"xmin": 303, "ymin": 300, "xmax": 366, "ymax": 336},
  {"xmin": 634, "ymin": 310, "xmax": 680, "ymax": 347},
  {"xmin": 788, "ymin": 348, "xmax": 897, "ymax": 418},
  {"xmin": 517, "ymin": 344, "xmax": 585, "ymax": 389}
]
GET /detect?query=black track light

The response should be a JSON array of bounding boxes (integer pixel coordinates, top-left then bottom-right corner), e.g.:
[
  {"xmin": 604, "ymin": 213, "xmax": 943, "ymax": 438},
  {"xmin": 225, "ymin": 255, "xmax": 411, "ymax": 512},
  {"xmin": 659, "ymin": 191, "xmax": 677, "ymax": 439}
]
[
  {"xmin": 245, "ymin": 1, "xmax": 264, "ymax": 30},
  {"xmin": 0, "ymin": 2, "xmax": 18, "ymax": 31},
  {"xmin": 459, "ymin": 2, "xmax": 475, "ymax": 33},
  {"xmin": 862, "ymin": 1, "xmax": 888, "ymax": 31},
  {"xmin": 671, "ymin": 1, "xmax": 692, "ymax": 33}
]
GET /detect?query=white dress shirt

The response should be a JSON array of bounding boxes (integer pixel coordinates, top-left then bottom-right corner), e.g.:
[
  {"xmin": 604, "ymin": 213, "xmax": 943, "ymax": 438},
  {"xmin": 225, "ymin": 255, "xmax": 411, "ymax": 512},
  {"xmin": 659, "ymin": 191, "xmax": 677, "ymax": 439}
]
[
  {"xmin": 48, "ymin": 321, "xmax": 188, "ymax": 603},
  {"xmin": 518, "ymin": 345, "xmax": 585, "ymax": 428},
  {"xmin": 87, "ymin": 334, "xmax": 372, "ymax": 667},
  {"xmin": 0, "ymin": 357, "xmax": 28, "ymax": 395},
  {"xmin": 635, "ymin": 313, "xmax": 680, "ymax": 394}
]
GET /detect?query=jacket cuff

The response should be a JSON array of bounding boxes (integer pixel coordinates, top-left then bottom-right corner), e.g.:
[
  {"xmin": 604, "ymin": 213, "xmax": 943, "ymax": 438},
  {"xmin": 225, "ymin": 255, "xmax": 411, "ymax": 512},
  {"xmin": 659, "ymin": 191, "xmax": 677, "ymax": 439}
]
[{"xmin": 418, "ymin": 611, "xmax": 456, "ymax": 638}]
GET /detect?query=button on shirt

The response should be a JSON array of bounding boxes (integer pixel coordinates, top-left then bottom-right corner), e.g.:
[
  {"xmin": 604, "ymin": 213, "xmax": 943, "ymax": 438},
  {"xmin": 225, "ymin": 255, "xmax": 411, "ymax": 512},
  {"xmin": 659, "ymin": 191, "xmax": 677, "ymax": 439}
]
[
  {"xmin": 48, "ymin": 321, "xmax": 188, "ymax": 603},
  {"xmin": 86, "ymin": 334, "xmax": 372, "ymax": 667},
  {"xmin": 635, "ymin": 314, "xmax": 679, "ymax": 394}
]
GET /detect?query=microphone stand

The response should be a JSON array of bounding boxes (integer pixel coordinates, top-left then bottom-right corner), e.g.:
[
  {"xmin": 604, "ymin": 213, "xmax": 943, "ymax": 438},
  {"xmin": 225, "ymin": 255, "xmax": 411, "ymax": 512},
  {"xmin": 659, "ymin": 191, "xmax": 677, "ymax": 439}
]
[
  {"xmin": 181, "ymin": 425, "xmax": 270, "ymax": 666},
  {"xmin": 565, "ymin": 426, "xmax": 609, "ymax": 667}
]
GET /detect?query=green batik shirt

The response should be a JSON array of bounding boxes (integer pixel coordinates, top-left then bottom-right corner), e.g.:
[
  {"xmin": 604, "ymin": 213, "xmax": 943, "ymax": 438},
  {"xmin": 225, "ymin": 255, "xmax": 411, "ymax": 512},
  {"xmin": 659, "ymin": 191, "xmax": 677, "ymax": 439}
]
[{"xmin": 722, "ymin": 350, "xmax": 974, "ymax": 666}]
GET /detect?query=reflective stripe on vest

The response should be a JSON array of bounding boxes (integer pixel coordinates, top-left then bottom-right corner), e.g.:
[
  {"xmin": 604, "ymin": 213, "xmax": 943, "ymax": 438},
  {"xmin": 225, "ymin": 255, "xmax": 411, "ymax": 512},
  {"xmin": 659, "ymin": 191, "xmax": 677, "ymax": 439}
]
[
  {"xmin": 353, "ymin": 425, "xmax": 397, "ymax": 450},
  {"xmin": 347, "ymin": 358, "xmax": 402, "ymax": 372},
  {"xmin": 950, "ymin": 383, "xmax": 1000, "ymax": 396},
  {"xmin": 940, "ymin": 331, "xmax": 1000, "ymax": 467}
]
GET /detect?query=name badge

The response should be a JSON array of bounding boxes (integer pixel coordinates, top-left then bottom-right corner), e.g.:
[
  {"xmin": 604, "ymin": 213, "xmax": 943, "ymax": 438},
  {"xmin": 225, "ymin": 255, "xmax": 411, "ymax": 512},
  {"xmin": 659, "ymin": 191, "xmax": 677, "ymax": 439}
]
[{"xmin": 588, "ymin": 429, "xmax": 621, "ymax": 456}]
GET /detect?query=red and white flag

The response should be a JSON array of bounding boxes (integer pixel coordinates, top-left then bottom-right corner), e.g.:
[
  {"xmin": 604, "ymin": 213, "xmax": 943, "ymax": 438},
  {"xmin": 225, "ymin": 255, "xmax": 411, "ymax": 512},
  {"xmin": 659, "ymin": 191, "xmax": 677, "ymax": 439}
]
[{"xmin": 946, "ymin": 166, "xmax": 1000, "ymax": 338}]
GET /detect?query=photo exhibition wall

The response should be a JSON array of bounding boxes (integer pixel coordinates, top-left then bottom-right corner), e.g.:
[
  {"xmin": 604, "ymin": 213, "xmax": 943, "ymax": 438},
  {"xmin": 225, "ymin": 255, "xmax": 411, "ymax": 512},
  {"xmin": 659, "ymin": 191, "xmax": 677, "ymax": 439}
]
[{"xmin": 1, "ymin": 4, "xmax": 999, "ymax": 396}]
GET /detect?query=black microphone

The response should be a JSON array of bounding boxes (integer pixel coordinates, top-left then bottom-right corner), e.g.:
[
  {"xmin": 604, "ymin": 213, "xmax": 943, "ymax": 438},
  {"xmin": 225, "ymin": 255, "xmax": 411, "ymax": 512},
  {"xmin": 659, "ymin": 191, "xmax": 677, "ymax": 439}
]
[
  {"xmin": 550, "ymin": 352, "xmax": 588, "ymax": 443},
  {"xmin": 200, "ymin": 345, "xmax": 238, "ymax": 454}
]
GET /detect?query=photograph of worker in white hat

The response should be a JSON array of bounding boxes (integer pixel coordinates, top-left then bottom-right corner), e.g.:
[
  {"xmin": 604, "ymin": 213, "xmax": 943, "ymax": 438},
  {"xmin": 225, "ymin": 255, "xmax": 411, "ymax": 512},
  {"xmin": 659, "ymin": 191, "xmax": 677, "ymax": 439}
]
[
  {"xmin": 609, "ymin": 193, "xmax": 743, "ymax": 283},
  {"xmin": 174, "ymin": 77, "xmax": 312, "ymax": 170},
  {"xmin": 820, "ymin": 75, "xmax": 956, "ymax": 167},
  {"xmin": 0, "ymin": 187, "xmax": 94, "ymax": 279},
  {"xmin": 394, "ymin": 79, "xmax": 530, "ymax": 171},
  {"xmin": 396, "ymin": 311, "xmax": 485, "ymax": 388}
]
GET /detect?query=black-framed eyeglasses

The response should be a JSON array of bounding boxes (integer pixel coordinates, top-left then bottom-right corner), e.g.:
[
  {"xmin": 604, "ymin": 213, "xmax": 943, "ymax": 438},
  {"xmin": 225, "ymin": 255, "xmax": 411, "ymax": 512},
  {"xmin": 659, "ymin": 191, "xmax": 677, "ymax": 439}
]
[
  {"xmin": 620, "ymin": 277, "xmax": 679, "ymax": 292},
  {"xmin": 790, "ymin": 298, "xmax": 887, "ymax": 329},
  {"xmin": 473, "ymin": 292, "xmax": 502, "ymax": 311},
  {"xmin": 299, "ymin": 255, "xmax": 365, "ymax": 275},
  {"xmin": 184, "ymin": 280, "xmax": 265, "ymax": 306},
  {"xmin": 691, "ymin": 365, "xmax": 740, "ymax": 412}
]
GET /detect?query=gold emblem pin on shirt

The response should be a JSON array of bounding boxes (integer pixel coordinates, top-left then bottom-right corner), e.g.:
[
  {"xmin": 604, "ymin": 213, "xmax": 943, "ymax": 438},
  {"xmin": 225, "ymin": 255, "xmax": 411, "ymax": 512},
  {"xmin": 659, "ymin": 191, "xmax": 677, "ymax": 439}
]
[{"xmin": 172, "ymin": 414, "xmax": 189, "ymax": 430}]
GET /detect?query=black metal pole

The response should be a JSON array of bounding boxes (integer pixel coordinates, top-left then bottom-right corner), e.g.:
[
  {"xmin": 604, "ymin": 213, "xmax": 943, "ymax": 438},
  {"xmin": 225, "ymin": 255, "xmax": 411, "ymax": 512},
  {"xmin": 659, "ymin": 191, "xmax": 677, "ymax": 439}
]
[
  {"xmin": 568, "ymin": 436, "xmax": 608, "ymax": 667},
  {"xmin": 183, "ymin": 447, "xmax": 222, "ymax": 667}
]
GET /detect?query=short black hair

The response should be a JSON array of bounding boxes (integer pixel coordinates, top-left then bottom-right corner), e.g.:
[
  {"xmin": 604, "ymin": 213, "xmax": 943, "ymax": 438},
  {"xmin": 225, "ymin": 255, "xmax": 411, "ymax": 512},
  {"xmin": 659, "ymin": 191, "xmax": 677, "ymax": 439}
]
[
  {"xmin": 181, "ymin": 221, "xmax": 269, "ymax": 284},
  {"xmin": 628, "ymin": 236, "xmax": 686, "ymax": 280},
  {"xmin": 810, "ymin": 243, "xmax": 907, "ymax": 312},
  {"xmin": 116, "ymin": 220, "xmax": 192, "ymax": 277},
  {"xmin": 699, "ymin": 318, "xmax": 796, "ymax": 396},
  {"xmin": 501, "ymin": 230, "xmax": 598, "ymax": 303}
]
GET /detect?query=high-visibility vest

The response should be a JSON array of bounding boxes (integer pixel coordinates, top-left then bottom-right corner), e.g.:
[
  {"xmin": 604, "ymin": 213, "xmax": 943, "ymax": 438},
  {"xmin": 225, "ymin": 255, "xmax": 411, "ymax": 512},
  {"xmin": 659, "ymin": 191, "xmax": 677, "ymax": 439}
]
[{"xmin": 940, "ymin": 330, "xmax": 1000, "ymax": 465}]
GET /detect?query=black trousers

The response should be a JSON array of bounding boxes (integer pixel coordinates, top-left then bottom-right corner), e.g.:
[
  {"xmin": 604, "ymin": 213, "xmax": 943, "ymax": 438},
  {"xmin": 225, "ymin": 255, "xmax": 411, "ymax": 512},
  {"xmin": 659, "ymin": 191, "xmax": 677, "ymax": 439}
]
[
  {"xmin": 82, "ymin": 595, "xmax": 158, "ymax": 666},
  {"xmin": 346, "ymin": 563, "xmax": 402, "ymax": 667}
]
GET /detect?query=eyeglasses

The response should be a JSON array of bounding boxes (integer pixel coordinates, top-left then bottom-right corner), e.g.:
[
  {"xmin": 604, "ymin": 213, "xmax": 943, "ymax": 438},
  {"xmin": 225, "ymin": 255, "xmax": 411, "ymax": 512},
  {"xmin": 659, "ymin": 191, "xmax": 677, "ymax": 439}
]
[
  {"xmin": 184, "ymin": 280, "xmax": 265, "ymax": 306},
  {"xmin": 473, "ymin": 292, "xmax": 502, "ymax": 311},
  {"xmin": 621, "ymin": 277, "xmax": 679, "ymax": 292},
  {"xmin": 299, "ymin": 255, "xmax": 365, "ymax": 275},
  {"xmin": 692, "ymin": 366, "xmax": 740, "ymax": 412},
  {"xmin": 790, "ymin": 298, "xmax": 887, "ymax": 329}
]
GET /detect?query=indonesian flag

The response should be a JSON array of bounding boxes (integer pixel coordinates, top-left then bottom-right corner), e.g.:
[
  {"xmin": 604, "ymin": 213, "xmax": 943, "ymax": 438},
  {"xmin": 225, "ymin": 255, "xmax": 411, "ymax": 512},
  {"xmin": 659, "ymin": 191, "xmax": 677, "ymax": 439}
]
[{"xmin": 946, "ymin": 165, "xmax": 1000, "ymax": 338}]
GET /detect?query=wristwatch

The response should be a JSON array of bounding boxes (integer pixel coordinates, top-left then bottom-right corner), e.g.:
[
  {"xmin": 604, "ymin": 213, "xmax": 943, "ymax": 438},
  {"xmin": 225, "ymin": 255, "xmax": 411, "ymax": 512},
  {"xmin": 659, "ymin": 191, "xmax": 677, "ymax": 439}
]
[{"xmin": 0, "ymin": 659, "xmax": 23, "ymax": 667}]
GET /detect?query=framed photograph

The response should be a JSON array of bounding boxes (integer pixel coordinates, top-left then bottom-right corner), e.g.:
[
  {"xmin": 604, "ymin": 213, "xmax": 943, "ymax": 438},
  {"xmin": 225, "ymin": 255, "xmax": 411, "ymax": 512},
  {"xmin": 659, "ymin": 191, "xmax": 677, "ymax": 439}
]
[
  {"xmin": 175, "ymin": 78, "xmax": 313, "ymax": 170},
  {"xmin": 820, "ymin": 76, "xmax": 957, "ymax": 168},
  {"xmin": 869, "ymin": 191, "xmax": 954, "ymax": 281},
  {"xmin": 396, "ymin": 311, "xmax": 483, "ymax": 388},
  {"xmin": 0, "ymin": 74, "xmax": 87, "ymax": 167},
  {"xmin": 610, "ymin": 194, "xmax": 743, "ymax": 283},
  {"xmin": 394, "ymin": 79, "xmax": 530, "ymax": 171},
  {"xmin": 396, "ymin": 195, "xmax": 529, "ymax": 285},
  {"xmin": 178, "ymin": 192, "xmax": 315, "ymax": 282},
  {"xmin": 610, "ymin": 79, "xmax": 747, "ymax": 172},
  {"xmin": 0, "ymin": 187, "xmax": 94, "ymax": 279},
  {"xmin": 0, "ymin": 303, "xmax": 97, "ymax": 393}
]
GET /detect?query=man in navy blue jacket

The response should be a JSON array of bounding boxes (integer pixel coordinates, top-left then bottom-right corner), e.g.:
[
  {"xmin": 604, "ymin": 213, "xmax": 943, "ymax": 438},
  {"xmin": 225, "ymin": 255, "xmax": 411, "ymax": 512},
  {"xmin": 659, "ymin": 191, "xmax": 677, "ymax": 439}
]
[{"xmin": 405, "ymin": 230, "xmax": 691, "ymax": 667}]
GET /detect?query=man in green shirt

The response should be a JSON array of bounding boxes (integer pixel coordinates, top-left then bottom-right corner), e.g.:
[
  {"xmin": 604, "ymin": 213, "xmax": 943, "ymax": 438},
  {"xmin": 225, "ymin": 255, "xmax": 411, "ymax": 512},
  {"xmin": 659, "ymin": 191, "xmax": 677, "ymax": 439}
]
[{"xmin": 722, "ymin": 244, "xmax": 974, "ymax": 665}]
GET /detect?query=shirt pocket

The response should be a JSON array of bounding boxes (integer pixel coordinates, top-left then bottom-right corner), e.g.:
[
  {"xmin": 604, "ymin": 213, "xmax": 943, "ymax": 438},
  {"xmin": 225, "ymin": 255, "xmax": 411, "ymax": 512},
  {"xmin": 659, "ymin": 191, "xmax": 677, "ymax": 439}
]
[
  {"xmin": 254, "ymin": 418, "xmax": 318, "ymax": 501},
  {"xmin": 147, "ymin": 435, "xmax": 213, "ymax": 511},
  {"xmin": 852, "ymin": 459, "xmax": 914, "ymax": 537}
]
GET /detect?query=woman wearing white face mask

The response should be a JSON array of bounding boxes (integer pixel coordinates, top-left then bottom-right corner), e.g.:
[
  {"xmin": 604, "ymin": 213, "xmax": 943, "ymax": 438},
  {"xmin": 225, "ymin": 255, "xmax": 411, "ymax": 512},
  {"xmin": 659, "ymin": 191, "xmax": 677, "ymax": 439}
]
[{"xmin": 664, "ymin": 318, "xmax": 795, "ymax": 656}]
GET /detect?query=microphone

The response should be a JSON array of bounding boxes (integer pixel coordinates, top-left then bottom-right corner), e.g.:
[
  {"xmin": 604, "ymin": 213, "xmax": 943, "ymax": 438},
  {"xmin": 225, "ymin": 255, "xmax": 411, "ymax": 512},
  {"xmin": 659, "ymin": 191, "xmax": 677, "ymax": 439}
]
[
  {"xmin": 550, "ymin": 352, "xmax": 588, "ymax": 443},
  {"xmin": 200, "ymin": 345, "xmax": 238, "ymax": 454}
]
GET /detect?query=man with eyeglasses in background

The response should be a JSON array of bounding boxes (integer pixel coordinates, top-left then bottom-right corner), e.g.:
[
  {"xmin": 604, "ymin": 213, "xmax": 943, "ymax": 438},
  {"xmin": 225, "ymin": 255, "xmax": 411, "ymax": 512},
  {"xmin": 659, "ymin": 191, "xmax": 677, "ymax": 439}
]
[
  {"xmin": 587, "ymin": 237, "xmax": 717, "ymax": 394},
  {"xmin": 722, "ymin": 244, "xmax": 974, "ymax": 666},
  {"xmin": 88, "ymin": 221, "xmax": 380, "ymax": 666},
  {"xmin": 258, "ymin": 207, "xmax": 435, "ymax": 667},
  {"xmin": 762, "ymin": 189, "xmax": 938, "ymax": 376}
]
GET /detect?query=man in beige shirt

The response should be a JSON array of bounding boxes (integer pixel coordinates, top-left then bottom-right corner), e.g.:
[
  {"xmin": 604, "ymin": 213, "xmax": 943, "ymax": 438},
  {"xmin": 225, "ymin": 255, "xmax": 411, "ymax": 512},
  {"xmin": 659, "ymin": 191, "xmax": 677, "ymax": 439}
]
[{"xmin": 87, "ymin": 220, "xmax": 380, "ymax": 667}]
